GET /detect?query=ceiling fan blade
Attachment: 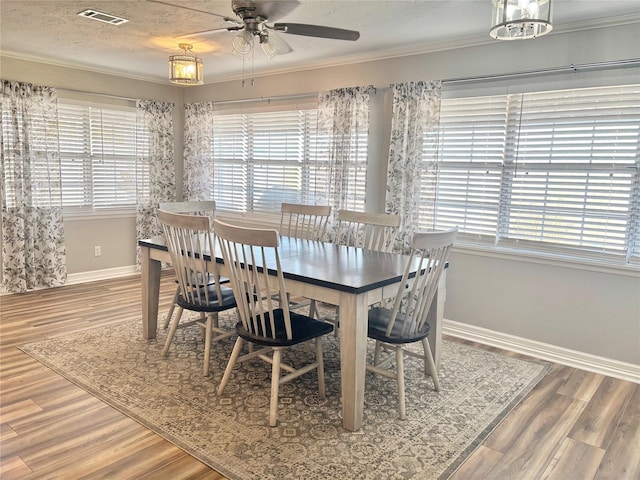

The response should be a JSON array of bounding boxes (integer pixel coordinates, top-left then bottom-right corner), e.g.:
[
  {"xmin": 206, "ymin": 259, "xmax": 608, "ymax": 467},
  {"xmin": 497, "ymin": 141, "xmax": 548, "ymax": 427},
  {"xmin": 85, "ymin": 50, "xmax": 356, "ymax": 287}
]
[
  {"xmin": 146, "ymin": 0, "xmax": 235, "ymax": 22},
  {"xmin": 273, "ymin": 23, "xmax": 360, "ymax": 41},
  {"xmin": 233, "ymin": 0, "xmax": 300, "ymax": 21},
  {"xmin": 179, "ymin": 26, "xmax": 243, "ymax": 39}
]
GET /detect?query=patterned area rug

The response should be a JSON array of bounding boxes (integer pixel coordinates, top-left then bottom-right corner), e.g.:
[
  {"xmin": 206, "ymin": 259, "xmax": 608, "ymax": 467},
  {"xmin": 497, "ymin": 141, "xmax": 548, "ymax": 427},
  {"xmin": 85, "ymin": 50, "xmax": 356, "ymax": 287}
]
[{"xmin": 20, "ymin": 313, "xmax": 549, "ymax": 480}]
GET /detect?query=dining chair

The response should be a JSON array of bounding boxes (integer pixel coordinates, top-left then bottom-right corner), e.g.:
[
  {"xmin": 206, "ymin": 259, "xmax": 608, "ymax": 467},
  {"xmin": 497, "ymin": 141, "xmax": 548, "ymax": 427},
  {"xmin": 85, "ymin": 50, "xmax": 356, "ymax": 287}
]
[
  {"xmin": 213, "ymin": 219, "xmax": 334, "ymax": 427},
  {"xmin": 158, "ymin": 209, "xmax": 237, "ymax": 377},
  {"xmin": 334, "ymin": 209, "xmax": 401, "ymax": 253},
  {"xmin": 366, "ymin": 227, "xmax": 457, "ymax": 419},
  {"xmin": 278, "ymin": 202, "xmax": 331, "ymax": 316},
  {"xmin": 159, "ymin": 201, "xmax": 217, "ymax": 329},
  {"xmin": 320, "ymin": 209, "xmax": 401, "ymax": 333},
  {"xmin": 279, "ymin": 202, "xmax": 331, "ymax": 241}
]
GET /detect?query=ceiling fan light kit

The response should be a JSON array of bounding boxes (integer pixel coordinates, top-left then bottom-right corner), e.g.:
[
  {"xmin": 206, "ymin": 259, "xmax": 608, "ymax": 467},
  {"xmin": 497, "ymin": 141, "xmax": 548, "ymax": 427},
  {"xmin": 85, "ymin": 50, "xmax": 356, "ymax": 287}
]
[
  {"xmin": 490, "ymin": 0, "xmax": 552, "ymax": 40},
  {"xmin": 171, "ymin": 0, "xmax": 359, "ymax": 62},
  {"xmin": 169, "ymin": 43, "xmax": 204, "ymax": 85}
]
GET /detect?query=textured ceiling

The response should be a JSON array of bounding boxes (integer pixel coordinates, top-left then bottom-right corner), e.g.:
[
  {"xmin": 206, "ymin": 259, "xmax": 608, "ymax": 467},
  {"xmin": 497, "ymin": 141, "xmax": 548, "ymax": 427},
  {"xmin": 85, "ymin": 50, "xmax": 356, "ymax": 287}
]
[{"xmin": 1, "ymin": 1, "xmax": 639, "ymax": 85}]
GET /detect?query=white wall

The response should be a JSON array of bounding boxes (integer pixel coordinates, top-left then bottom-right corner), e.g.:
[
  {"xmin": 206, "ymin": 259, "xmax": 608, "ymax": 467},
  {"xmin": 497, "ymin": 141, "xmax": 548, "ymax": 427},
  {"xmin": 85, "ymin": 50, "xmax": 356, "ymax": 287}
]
[{"xmin": 1, "ymin": 23, "xmax": 639, "ymax": 366}]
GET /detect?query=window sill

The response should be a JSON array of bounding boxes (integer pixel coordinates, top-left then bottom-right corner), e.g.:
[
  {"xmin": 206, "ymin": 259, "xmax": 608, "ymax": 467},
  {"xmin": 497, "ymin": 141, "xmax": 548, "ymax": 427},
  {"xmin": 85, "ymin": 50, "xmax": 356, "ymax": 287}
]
[
  {"xmin": 452, "ymin": 242, "xmax": 640, "ymax": 278},
  {"xmin": 63, "ymin": 208, "xmax": 136, "ymax": 221}
]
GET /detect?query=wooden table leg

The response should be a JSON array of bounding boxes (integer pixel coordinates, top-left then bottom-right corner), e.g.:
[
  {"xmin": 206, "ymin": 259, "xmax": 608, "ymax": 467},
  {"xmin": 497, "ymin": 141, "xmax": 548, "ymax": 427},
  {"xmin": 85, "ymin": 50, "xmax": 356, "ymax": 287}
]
[
  {"xmin": 141, "ymin": 245, "xmax": 161, "ymax": 340},
  {"xmin": 427, "ymin": 269, "xmax": 447, "ymax": 371},
  {"xmin": 338, "ymin": 292, "xmax": 369, "ymax": 432}
]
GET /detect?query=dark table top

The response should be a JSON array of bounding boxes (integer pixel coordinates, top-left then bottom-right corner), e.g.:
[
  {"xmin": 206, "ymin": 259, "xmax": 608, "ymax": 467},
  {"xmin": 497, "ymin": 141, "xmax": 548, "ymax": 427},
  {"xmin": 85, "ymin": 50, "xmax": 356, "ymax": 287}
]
[{"xmin": 140, "ymin": 235, "xmax": 417, "ymax": 295}]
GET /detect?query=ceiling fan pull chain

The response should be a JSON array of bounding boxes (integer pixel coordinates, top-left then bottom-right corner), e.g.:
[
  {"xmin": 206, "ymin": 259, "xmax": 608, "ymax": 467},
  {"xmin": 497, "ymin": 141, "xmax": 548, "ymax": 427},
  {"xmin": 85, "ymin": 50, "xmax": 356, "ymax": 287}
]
[{"xmin": 251, "ymin": 44, "xmax": 255, "ymax": 87}]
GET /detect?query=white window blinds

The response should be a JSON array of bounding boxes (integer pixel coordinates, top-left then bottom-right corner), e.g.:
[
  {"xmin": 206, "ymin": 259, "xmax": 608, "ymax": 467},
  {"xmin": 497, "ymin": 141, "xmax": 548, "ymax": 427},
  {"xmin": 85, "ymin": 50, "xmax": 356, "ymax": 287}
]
[
  {"xmin": 212, "ymin": 108, "xmax": 364, "ymax": 213},
  {"xmin": 58, "ymin": 102, "xmax": 148, "ymax": 210},
  {"xmin": 1, "ymin": 105, "xmax": 61, "ymax": 208},
  {"xmin": 428, "ymin": 95, "xmax": 508, "ymax": 238},
  {"xmin": 429, "ymin": 84, "xmax": 640, "ymax": 264}
]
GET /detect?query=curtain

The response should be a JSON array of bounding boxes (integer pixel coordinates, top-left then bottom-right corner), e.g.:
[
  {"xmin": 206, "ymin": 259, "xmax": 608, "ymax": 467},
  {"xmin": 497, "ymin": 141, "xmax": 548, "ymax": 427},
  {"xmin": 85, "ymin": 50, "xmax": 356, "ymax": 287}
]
[
  {"xmin": 183, "ymin": 102, "xmax": 215, "ymax": 201},
  {"xmin": 136, "ymin": 100, "xmax": 175, "ymax": 264},
  {"xmin": 317, "ymin": 86, "xmax": 372, "ymax": 231},
  {"xmin": 0, "ymin": 80, "xmax": 67, "ymax": 292},
  {"xmin": 385, "ymin": 80, "xmax": 441, "ymax": 253}
]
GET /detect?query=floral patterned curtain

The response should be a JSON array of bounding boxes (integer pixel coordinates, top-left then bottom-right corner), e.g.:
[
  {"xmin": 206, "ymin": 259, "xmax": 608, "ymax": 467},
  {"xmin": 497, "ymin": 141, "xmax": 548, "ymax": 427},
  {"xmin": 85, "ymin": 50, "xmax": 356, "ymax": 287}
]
[
  {"xmin": 183, "ymin": 102, "xmax": 215, "ymax": 201},
  {"xmin": 317, "ymin": 86, "xmax": 372, "ymax": 238},
  {"xmin": 136, "ymin": 100, "xmax": 175, "ymax": 263},
  {"xmin": 385, "ymin": 80, "xmax": 441, "ymax": 253},
  {"xmin": 0, "ymin": 80, "xmax": 67, "ymax": 292}
]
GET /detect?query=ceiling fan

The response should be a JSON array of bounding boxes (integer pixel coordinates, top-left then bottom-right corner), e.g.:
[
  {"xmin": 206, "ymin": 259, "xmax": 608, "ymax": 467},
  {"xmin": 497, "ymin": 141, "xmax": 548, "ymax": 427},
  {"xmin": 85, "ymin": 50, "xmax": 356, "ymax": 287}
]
[{"xmin": 150, "ymin": 0, "xmax": 360, "ymax": 59}]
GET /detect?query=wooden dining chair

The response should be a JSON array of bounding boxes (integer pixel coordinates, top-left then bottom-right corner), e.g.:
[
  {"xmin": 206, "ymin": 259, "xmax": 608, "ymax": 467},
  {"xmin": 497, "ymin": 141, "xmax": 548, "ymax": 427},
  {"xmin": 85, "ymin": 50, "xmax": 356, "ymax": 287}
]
[
  {"xmin": 335, "ymin": 209, "xmax": 401, "ymax": 253},
  {"xmin": 279, "ymin": 202, "xmax": 331, "ymax": 241},
  {"xmin": 158, "ymin": 210, "xmax": 237, "ymax": 377},
  {"xmin": 213, "ymin": 219, "xmax": 334, "ymax": 427},
  {"xmin": 159, "ymin": 201, "xmax": 217, "ymax": 329},
  {"xmin": 366, "ymin": 227, "xmax": 457, "ymax": 419},
  {"xmin": 278, "ymin": 203, "xmax": 331, "ymax": 316},
  {"xmin": 320, "ymin": 209, "xmax": 401, "ymax": 333}
]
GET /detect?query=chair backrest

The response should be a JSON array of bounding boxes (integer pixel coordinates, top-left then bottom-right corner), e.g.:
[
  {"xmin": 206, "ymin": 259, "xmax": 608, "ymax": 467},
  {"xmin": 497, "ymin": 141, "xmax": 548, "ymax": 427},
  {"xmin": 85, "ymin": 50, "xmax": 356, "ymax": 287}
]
[
  {"xmin": 279, "ymin": 203, "xmax": 331, "ymax": 241},
  {"xmin": 335, "ymin": 209, "xmax": 401, "ymax": 253},
  {"xmin": 214, "ymin": 219, "xmax": 293, "ymax": 341},
  {"xmin": 385, "ymin": 228, "xmax": 457, "ymax": 338},
  {"xmin": 158, "ymin": 209, "xmax": 223, "ymax": 307}
]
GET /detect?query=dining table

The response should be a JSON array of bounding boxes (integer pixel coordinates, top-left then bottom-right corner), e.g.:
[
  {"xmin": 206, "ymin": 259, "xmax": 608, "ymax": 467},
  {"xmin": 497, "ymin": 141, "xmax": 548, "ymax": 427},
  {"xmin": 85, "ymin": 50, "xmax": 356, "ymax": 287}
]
[{"xmin": 138, "ymin": 234, "xmax": 448, "ymax": 432}]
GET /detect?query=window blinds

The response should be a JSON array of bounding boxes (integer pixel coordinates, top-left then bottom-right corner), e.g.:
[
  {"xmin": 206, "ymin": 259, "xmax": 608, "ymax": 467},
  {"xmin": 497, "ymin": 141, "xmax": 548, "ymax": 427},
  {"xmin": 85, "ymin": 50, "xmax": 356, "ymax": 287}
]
[
  {"xmin": 430, "ymin": 84, "xmax": 640, "ymax": 264},
  {"xmin": 1, "ymin": 104, "xmax": 61, "ymax": 208},
  {"xmin": 211, "ymin": 109, "xmax": 367, "ymax": 213},
  {"xmin": 58, "ymin": 102, "xmax": 147, "ymax": 210},
  {"xmin": 429, "ymin": 95, "xmax": 508, "ymax": 238}
]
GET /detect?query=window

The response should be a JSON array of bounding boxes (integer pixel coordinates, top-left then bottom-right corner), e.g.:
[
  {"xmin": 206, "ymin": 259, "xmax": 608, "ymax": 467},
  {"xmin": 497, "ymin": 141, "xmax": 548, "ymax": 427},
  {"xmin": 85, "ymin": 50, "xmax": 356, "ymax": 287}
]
[
  {"xmin": 1, "ymin": 102, "xmax": 60, "ymax": 208},
  {"xmin": 58, "ymin": 101, "xmax": 149, "ymax": 211},
  {"xmin": 211, "ymin": 108, "xmax": 366, "ymax": 213},
  {"xmin": 426, "ymin": 84, "xmax": 640, "ymax": 265}
]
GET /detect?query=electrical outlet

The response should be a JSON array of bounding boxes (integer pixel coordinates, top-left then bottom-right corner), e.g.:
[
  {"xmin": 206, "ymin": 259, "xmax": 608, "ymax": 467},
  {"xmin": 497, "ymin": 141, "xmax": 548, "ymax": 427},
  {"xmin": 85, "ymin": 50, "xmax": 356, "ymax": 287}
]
[{"xmin": 94, "ymin": 245, "xmax": 102, "ymax": 257}]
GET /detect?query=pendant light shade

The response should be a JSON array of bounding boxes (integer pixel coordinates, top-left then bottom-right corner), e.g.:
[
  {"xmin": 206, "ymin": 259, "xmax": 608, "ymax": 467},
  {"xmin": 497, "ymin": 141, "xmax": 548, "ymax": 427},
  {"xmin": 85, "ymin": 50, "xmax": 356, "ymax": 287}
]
[
  {"xmin": 490, "ymin": 0, "xmax": 552, "ymax": 40},
  {"xmin": 169, "ymin": 43, "xmax": 203, "ymax": 86}
]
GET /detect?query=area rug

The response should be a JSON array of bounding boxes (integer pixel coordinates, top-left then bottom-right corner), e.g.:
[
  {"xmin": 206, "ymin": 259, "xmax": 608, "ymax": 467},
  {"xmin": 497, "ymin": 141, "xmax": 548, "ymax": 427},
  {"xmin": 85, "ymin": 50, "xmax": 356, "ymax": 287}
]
[{"xmin": 20, "ymin": 313, "xmax": 549, "ymax": 479}]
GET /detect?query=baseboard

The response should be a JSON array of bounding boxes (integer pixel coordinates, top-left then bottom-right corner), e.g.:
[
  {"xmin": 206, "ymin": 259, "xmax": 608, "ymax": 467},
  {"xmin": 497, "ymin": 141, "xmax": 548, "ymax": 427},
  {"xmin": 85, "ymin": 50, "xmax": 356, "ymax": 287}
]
[
  {"xmin": 443, "ymin": 319, "xmax": 640, "ymax": 384},
  {"xmin": 66, "ymin": 265, "xmax": 139, "ymax": 285}
]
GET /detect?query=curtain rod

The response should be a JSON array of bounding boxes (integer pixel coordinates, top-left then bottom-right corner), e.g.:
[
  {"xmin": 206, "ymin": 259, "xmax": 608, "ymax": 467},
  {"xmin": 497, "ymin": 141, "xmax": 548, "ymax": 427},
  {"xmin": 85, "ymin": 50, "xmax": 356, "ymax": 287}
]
[
  {"xmin": 212, "ymin": 92, "xmax": 317, "ymax": 106},
  {"xmin": 59, "ymin": 88, "xmax": 138, "ymax": 102},
  {"xmin": 440, "ymin": 58, "xmax": 640, "ymax": 85}
]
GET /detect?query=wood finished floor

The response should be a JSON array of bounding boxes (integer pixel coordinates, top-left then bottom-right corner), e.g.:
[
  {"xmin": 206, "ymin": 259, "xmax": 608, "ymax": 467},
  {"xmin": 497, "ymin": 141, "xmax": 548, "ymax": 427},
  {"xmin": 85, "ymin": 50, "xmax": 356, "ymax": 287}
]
[{"xmin": 1, "ymin": 273, "xmax": 638, "ymax": 479}]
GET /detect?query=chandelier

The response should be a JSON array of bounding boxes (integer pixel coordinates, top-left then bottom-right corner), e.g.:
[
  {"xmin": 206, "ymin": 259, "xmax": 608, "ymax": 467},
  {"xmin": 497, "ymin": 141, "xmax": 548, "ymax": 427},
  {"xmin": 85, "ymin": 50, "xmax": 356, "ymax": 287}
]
[
  {"xmin": 169, "ymin": 43, "xmax": 203, "ymax": 86},
  {"xmin": 490, "ymin": 0, "xmax": 553, "ymax": 40}
]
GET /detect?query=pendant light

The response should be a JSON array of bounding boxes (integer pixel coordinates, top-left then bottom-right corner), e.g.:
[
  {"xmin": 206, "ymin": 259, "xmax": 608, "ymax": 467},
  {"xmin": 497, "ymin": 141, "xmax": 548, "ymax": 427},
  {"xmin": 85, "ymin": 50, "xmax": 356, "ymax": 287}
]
[
  {"xmin": 490, "ymin": 0, "xmax": 553, "ymax": 40},
  {"xmin": 169, "ymin": 43, "xmax": 203, "ymax": 85}
]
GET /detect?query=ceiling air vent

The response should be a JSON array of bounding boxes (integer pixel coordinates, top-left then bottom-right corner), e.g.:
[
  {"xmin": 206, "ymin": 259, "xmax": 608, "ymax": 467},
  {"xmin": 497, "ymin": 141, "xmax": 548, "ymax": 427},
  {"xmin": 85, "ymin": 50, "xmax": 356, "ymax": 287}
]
[{"xmin": 77, "ymin": 9, "xmax": 129, "ymax": 26}]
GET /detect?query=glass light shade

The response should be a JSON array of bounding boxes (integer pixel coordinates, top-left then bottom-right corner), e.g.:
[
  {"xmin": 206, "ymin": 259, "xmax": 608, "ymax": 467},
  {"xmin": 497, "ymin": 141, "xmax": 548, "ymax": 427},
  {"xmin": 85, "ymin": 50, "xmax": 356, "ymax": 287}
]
[
  {"xmin": 169, "ymin": 54, "xmax": 203, "ymax": 85},
  {"xmin": 490, "ymin": 0, "xmax": 552, "ymax": 40},
  {"xmin": 260, "ymin": 39, "xmax": 278, "ymax": 59},
  {"xmin": 232, "ymin": 31, "xmax": 253, "ymax": 59}
]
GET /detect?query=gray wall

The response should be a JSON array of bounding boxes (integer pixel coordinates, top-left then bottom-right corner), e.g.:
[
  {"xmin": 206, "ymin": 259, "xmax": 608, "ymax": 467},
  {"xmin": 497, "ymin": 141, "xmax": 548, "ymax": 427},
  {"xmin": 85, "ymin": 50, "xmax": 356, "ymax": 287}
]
[{"xmin": 1, "ymin": 23, "xmax": 639, "ymax": 364}]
